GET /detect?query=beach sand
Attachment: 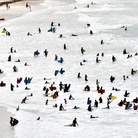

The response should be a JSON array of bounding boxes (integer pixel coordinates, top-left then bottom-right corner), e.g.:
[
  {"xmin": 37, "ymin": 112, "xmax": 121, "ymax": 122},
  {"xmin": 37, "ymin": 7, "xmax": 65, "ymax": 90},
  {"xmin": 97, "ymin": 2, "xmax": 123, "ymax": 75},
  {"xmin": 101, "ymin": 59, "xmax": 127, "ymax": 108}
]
[
  {"xmin": 0, "ymin": 107, "xmax": 14, "ymax": 138},
  {"xmin": 0, "ymin": 0, "xmax": 26, "ymax": 6},
  {"xmin": 0, "ymin": 0, "xmax": 44, "ymax": 21},
  {"xmin": 0, "ymin": 0, "xmax": 43, "ymax": 6}
]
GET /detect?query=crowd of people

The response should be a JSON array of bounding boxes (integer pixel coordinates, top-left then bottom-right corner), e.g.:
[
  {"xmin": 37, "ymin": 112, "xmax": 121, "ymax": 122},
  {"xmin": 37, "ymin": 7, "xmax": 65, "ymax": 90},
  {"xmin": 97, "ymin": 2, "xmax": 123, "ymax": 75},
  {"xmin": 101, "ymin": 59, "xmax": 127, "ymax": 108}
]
[{"xmin": 0, "ymin": 1, "xmax": 138, "ymax": 131}]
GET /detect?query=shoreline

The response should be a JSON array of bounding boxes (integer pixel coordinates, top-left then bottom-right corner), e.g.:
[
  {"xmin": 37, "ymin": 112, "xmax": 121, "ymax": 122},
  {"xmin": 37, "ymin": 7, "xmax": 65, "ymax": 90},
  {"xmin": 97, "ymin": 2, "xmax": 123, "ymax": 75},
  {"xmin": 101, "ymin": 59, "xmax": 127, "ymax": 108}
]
[
  {"xmin": 0, "ymin": 0, "xmax": 45, "ymax": 22},
  {"xmin": 0, "ymin": 106, "xmax": 15, "ymax": 138},
  {"xmin": 0, "ymin": 0, "xmax": 26, "ymax": 6}
]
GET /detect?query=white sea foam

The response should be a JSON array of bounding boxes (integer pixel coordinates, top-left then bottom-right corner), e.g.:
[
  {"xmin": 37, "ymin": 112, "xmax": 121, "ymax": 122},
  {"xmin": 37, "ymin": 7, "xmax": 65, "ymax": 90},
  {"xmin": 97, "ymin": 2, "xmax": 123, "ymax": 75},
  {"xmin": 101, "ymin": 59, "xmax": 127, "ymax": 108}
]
[{"xmin": 0, "ymin": 0, "xmax": 138, "ymax": 138}]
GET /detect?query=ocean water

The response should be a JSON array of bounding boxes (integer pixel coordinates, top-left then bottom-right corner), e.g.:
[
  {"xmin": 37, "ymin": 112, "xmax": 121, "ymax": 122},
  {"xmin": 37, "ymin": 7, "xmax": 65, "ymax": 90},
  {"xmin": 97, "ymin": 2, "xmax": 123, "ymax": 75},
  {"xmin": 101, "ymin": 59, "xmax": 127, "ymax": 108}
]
[{"xmin": 0, "ymin": 0, "xmax": 138, "ymax": 138}]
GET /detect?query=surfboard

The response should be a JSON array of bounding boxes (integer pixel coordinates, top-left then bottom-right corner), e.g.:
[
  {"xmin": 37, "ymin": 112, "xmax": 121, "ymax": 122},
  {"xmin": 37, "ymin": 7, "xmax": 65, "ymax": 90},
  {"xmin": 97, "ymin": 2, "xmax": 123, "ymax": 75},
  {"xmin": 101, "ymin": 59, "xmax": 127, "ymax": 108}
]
[
  {"xmin": 83, "ymin": 90, "xmax": 90, "ymax": 92},
  {"xmin": 58, "ymin": 36, "xmax": 66, "ymax": 38},
  {"xmin": 102, "ymin": 107, "xmax": 109, "ymax": 109},
  {"xmin": 111, "ymin": 96, "xmax": 117, "ymax": 100},
  {"xmin": 64, "ymin": 124, "xmax": 73, "ymax": 127}
]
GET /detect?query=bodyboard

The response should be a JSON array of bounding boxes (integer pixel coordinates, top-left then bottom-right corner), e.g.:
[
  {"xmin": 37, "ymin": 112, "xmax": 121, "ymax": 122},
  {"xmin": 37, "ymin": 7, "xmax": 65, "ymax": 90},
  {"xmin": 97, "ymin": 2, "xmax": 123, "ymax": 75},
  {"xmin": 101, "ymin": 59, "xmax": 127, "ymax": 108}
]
[
  {"xmin": 17, "ymin": 78, "xmax": 22, "ymax": 84},
  {"xmin": 49, "ymin": 86, "xmax": 57, "ymax": 91},
  {"xmin": 60, "ymin": 70, "xmax": 65, "ymax": 74},
  {"xmin": 127, "ymin": 103, "xmax": 132, "ymax": 109},
  {"xmin": 83, "ymin": 90, "xmax": 90, "ymax": 92},
  {"xmin": 98, "ymin": 89, "xmax": 105, "ymax": 94},
  {"xmin": 35, "ymin": 52, "xmax": 40, "ymax": 55},
  {"xmin": 0, "ymin": 83, "xmax": 6, "ymax": 87},
  {"xmin": 50, "ymin": 94, "xmax": 58, "ymax": 99},
  {"xmin": 111, "ymin": 96, "xmax": 117, "ymax": 100},
  {"xmin": 124, "ymin": 93, "xmax": 130, "ymax": 97}
]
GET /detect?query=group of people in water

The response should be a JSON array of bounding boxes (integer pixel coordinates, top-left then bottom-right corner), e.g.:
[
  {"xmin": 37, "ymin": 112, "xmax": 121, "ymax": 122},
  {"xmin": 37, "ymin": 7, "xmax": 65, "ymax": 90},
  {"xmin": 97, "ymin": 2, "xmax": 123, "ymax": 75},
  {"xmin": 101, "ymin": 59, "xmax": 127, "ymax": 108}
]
[
  {"xmin": 0, "ymin": 2, "xmax": 138, "ymax": 130},
  {"xmin": 1, "ymin": 32, "xmax": 138, "ymax": 128}
]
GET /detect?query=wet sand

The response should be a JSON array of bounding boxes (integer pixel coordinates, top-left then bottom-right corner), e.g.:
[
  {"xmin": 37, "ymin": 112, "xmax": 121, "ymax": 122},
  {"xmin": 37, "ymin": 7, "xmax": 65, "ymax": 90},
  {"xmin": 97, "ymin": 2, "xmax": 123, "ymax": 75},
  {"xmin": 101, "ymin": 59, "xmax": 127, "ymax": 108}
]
[
  {"xmin": 0, "ymin": 0, "xmax": 44, "ymax": 21},
  {"xmin": 0, "ymin": 107, "xmax": 14, "ymax": 138},
  {"xmin": 0, "ymin": 0, "xmax": 26, "ymax": 6}
]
